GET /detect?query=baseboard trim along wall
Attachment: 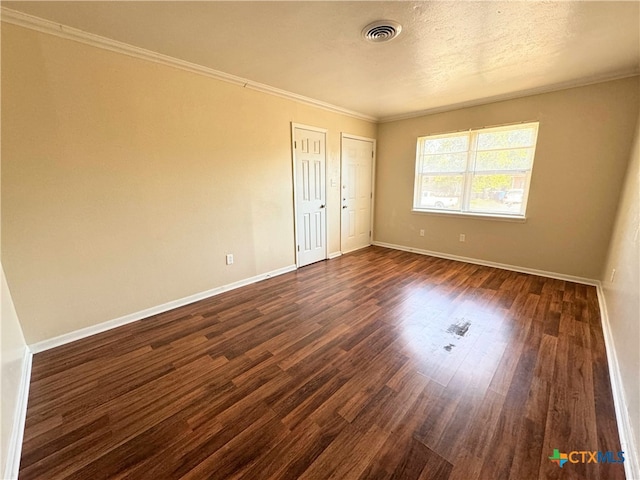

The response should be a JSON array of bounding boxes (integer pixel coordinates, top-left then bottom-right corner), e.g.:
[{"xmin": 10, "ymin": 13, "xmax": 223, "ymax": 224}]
[
  {"xmin": 596, "ymin": 286, "xmax": 640, "ymax": 480},
  {"xmin": 29, "ymin": 264, "xmax": 297, "ymax": 354},
  {"xmin": 4, "ymin": 348, "xmax": 33, "ymax": 480},
  {"xmin": 372, "ymin": 241, "xmax": 598, "ymax": 285},
  {"xmin": 19, "ymin": 245, "xmax": 638, "ymax": 478}
]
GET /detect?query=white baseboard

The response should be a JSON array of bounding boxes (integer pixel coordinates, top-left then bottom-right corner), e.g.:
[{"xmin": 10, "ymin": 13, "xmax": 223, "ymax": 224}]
[
  {"xmin": 11, "ymin": 246, "xmax": 637, "ymax": 479},
  {"xmin": 596, "ymin": 285, "xmax": 639, "ymax": 480},
  {"xmin": 4, "ymin": 347, "xmax": 33, "ymax": 480},
  {"xmin": 372, "ymin": 241, "xmax": 598, "ymax": 285},
  {"xmin": 339, "ymin": 244, "xmax": 376, "ymax": 256},
  {"xmin": 328, "ymin": 245, "xmax": 376, "ymax": 260},
  {"xmin": 29, "ymin": 264, "xmax": 297, "ymax": 353}
]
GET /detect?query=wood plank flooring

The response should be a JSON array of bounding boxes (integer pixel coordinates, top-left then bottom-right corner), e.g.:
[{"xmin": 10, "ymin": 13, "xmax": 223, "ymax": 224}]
[{"xmin": 19, "ymin": 246, "xmax": 624, "ymax": 479}]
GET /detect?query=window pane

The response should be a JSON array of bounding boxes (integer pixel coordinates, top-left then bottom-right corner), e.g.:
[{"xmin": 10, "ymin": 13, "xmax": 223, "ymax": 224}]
[
  {"xmin": 420, "ymin": 152, "xmax": 467, "ymax": 173},
  {"xmin": 413, "ymin": 122, "xmax": 538, "ymax": 216},
  {"xmin": 474, "ymin": 148, "xmax": 533, "ymax": 171},
  {"xmin": 468, "ymin": 174, "xmax": 527, "ymax": 215},
  {"xmin": 477, "ymin": 127, "xmax": 536, "ymax": 150},
  {"xmin": 417, "ymin": 175, "xmax": 463, "ymax": 210},
  {"xmin": 422, "ymin": 135, "xmax": 468, "ymax": 155}
]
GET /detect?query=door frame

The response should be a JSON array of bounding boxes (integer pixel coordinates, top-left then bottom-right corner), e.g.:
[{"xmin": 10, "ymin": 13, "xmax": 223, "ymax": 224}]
[
  {"xmin": 291, "ymin": 122, "xmax": 328, "ymax": 268},
  {"xmin": 340, "ymin": 133, "xmax": 377, "ymax": 254}
]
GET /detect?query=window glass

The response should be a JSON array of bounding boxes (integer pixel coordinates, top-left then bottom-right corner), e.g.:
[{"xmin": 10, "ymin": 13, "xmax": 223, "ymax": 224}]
[{"xmin": 413, "ymin": 122, "xmax": 539, "ymax": 217}]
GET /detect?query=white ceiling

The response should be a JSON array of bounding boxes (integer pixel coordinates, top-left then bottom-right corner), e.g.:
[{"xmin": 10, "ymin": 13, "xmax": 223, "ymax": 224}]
[{"xmin": 3, "ymin": 1, "xmax": 639, "ymax": 121}]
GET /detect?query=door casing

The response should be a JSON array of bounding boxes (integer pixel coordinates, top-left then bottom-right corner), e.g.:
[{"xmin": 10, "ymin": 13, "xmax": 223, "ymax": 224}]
[
  {"xmin": 340, "ymin": 133, "xmax": 376, "ymax": 254},
  {"xmin": 291, "ymin": 123, "xmax": 328, "ymax": 267}
]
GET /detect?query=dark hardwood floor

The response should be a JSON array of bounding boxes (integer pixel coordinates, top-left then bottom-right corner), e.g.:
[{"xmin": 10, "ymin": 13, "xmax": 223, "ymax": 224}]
[{"xmin": 19, "ymin": 246, "xmax": 624, "ymax": 479}]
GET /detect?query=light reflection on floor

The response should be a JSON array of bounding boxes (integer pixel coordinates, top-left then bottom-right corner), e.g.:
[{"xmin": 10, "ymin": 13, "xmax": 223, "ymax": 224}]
[{"xmin": 397, "ymin": 284, "xmax": 512, "ymax": 388}]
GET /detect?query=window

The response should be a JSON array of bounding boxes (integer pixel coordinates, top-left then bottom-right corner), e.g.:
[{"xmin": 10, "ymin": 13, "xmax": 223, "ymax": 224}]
[{"xmin": 413, "ymin": 122, "xmax": 539, "ymax": 218}]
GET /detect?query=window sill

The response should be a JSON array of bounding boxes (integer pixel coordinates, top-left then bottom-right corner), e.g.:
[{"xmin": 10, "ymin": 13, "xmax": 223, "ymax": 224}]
[{"xmin": 411, "ymin": 209, "xmax": 527, "ymax": 223}]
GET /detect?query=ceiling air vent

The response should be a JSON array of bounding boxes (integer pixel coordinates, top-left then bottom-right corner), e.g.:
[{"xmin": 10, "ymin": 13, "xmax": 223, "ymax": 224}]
[{"xmin": 362, "ymin": 20, "xmax": 402, "ymax": 43}]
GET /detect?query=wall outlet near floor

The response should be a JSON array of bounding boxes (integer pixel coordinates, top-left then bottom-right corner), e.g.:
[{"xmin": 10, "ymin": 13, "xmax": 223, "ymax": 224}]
[
  {"xmin": 226, "ymin": 254, "xmax": 234, "ymax": 265},
  {"xmin": 610, "ymin": 268, "xmax": 616, "ymax": 283},
  {"xmin": 459, "ymin": 234, "xmax": 466, "ymax": 242},
  {"xmin": 419, "ymin": 229, "xmax": 425, "ymax": 237}
]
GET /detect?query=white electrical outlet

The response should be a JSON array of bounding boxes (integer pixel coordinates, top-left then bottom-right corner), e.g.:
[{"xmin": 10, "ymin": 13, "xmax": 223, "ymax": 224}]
[
  {"xmin": 610, "ymin": 268, "xmax": 616, "ymax": 283},
  {"xmin": 459, "ymin": 234, "xmax": 466, "ymax": 242},
  {"xmin": 226, "ymin": 254, "xmax": 234, "ymax": 265},
  {"xmin": 419, "ymin": 229, "xmax": 425, "ymax": 237}
]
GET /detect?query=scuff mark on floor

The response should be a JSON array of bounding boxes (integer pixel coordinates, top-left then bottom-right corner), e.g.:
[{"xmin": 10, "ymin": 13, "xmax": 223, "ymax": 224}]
[{"xmin": 447, "ymin": 319, "xmax": 471, "ymax": 337}]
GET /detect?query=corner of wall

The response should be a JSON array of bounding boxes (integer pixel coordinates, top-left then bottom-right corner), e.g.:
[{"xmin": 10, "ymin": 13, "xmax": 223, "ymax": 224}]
[
  {"xmin": 1, "ymin": 351, "xmax": 32, "ymax": 480},
  {"xmin": 597, "ymin": 108, "xmax": 640, "ymax": 480},
  {"xmin": 1, "ymin": 266, "xmax": 32, "ymax": 480}
]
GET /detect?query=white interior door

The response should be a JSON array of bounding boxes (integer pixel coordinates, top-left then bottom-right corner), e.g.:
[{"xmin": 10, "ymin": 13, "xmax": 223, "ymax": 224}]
[
  {"xmin": 294, "ymin": 126, "xmax": 327, "ymax": 267},
  {"xmin": 341, "ymin": 136, "xmax": 374, "ymax": 253}
]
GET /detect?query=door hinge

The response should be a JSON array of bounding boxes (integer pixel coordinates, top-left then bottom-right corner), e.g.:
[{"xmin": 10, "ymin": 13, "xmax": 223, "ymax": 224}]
[
  {"xmin": 369, "ymin": 231, "xmax": 372, "ymax": 237},
  {"xmin": 372, "ymin": 151, "xmax": 374, "ymax": 158},
  {"xmin": 294, "ymin": 141, "xmax": 297, "ymax": 149},
  {"xmin": 297, "ymin": 245, "xmax": 300, "ymax": 252}
]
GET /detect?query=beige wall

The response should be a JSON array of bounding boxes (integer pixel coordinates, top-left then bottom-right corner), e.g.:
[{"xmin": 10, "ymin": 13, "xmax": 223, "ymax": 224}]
[
  {"xmin": 0, "ymin": 23, "xmax": 376, "ymax": 344},
  {"xmin": 1, "ymin": 265, "xmax": 28, "ymax": 478},
  {"xmin": 601, "ymin": 112, "xmax": 639, "ymax": 461},
  {"xmin": 375, "ymin": 77, "xmax": 639, "ymax": 279}
]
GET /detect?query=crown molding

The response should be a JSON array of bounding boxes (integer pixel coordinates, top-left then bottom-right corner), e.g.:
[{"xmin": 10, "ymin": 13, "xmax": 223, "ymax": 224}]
[
  {"xmin": 379, "ymin": 70, "xmax": 640, "ymax": 123},
  {"xmin": 3, "ymin": 6, "xmax": 638, "ymax": 126},
  {"xmin": 0, "ymin": 7, "xmax": 378, "ymax": 123}
]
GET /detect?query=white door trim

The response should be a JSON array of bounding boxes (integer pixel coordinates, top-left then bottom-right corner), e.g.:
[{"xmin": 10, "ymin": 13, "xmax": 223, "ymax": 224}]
[
  {"xmin": 340, "ymin": 133, "xmax": 377, "ymax": 254},
  {"xmin": 291, "ymin": 123, "xmax": 328, "ymax": 267},
  {"xmin": 292, "ymin": 123, "xmax": 328, "ymax": 134},
  {"xmin": 342, "ymin": 133, "xmax": 376, "ymax": 143}
]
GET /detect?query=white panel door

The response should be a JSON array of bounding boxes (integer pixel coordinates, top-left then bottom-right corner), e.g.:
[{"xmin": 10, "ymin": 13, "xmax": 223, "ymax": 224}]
[
  {"xmin": 294, "ymin": 127, "xmax": 327, "ymax": 267},
  {"xmin": 341, "ymin": 136, "xmax": 374, "ymax": 253}
]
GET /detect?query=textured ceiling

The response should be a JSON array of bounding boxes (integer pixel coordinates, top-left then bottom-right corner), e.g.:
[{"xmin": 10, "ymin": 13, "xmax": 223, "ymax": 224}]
[{"xmin": 3, "ymin": 1, "xmax": 639, "ymax": 120}]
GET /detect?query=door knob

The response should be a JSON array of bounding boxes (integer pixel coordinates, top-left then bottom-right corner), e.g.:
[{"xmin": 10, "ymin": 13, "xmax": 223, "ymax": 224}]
[
  {"xmin": 342, "ymin": 205, "xmax": 347, "ymax": 209},
  {"xmin": 320, "ymin": 204, "xmax": 325, "ymax": 209}
]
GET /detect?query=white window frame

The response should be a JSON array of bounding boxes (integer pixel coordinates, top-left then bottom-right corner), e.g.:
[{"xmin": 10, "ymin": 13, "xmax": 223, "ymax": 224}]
[{"xmin": 412, "ymin": 122, "xmax": 539, "ymax": 219}]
